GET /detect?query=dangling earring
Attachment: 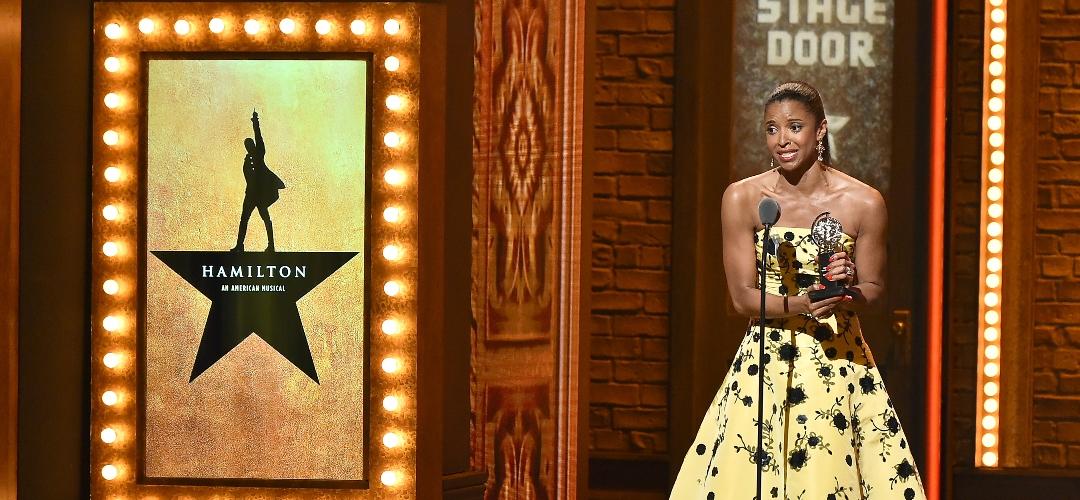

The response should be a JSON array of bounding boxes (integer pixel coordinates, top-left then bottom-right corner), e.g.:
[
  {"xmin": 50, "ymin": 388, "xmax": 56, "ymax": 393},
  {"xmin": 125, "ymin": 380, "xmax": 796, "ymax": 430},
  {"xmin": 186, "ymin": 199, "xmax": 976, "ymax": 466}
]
[
  {"xmin": 770, "ymin": 157, "xmax": 775, "ymax": 169},
  {"xmin": 817, "ymin": 141, "xmax": 825, "ymax": 162}
]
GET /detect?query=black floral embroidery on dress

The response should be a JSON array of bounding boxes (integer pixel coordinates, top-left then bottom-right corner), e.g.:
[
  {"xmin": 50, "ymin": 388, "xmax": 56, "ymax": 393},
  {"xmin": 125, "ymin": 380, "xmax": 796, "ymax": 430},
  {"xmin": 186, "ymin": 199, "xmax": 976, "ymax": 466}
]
[
  {"xmin": 778, "ymin": 342, "xmax": 799, "ymax": 362},
  {"xmin": 891, "ymin": 459, "xmax": 917, "ymax": 487},
  {"xmin": 668, "ymin": 228, "xmax": 925, "ymax": 499}
]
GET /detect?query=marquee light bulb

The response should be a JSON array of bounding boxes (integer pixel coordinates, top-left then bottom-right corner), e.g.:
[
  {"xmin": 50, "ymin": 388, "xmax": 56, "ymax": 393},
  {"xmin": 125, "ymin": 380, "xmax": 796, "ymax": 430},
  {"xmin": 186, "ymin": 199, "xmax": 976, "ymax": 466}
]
[
  {"xmin": 279, "ymin": 18, "xmax": 296, "ymax": 34},
  {"xmin": 104, "ymin": 57, "xmax": 121, "ymax": 72},
  {"xmin": 988, "ymin": 203, "xmax": 1003, "ymax": 219},
  {"xmin": 244, "ymin": 19, "xmax": 260, "ymax": 35},
  {"xmin": 101, "ymin": 464, "xmax": 118, "ymax": 480},
  {"xmin": 103, "ymin": 130, "xmax": 119, "ymax": 146},
  {"xmin": 380, "ymin": 470, "xmax": 401, "ymax": 486},
  {"xmin": 103, "ymin": 352, "xmax": 121, "ymax": 368},
  {"xmin": 383, "ymin": 244, "xmax": 403, "ymax": 261},
  {"xmin": 382, "ymin": 395, "xmax": 402, "ymax": 411},
  {"xmin": 983, "ymin": 292, "xmax": 999, "ymax": 307},
  {"xmin": 981, "ymin": 415, "xmax": 997, "ymax": 430},
  {"xmin": 991, "ymin": 79, "xmax": 1005, "ymax": 93},
  {"xmin": 101, "ymin": 391, "xmax": 119, "ymax": 406},
  {"xmin": 102, "ymin": 204, "xmax": 119, "ymax": 221},
  {"xmin": 386, "ymin": 95, "xmax": 405, "ymax": 111},
  {"xmin": 984, "ymin": 397, "xmax": 999, "ymax": 413},
  {"xmin": 988, "ymin": 97, "xmax": 1003, "ymax": 112},
  {"xmin": 351, "ymin": 20, "xmax": 367, "ymax": 35},
  {"xmin": 987, "ymin": 222, "xmax": 1002, "ymax": 238},
  {"xmin": 987, "ymin": 186, "xmax": 1002, "ymax": 201},
  {"xmin": 990, "ymin": 44, "xmax": 1005, "ymax": 60},
  {"xmin": 381, "ymin": 357, "xmax": 402, "ymax": 373},
  {"xmin": 383, "ymin": 281, "xmax": 402, "ymax": 297},
  {"xmin": 986, "ymin": 273, "xmax": 1000, "ymax": 289},
  {"xmin": 138, "ymin": 18, "xmax": 154, "ymax": 34},
  {"xmin": 985, "ymin": 345, "xmax": 1000, "ymax": 360},
  {"xmin": 384, "ymin": 56, "xmax": 400, "ymax": 71},
  {"xmin": 174, "ymin": 19, "xmax": 191, "ymax": 35},
  {"xmin": 990, "ymin": 27, "xmax": 1005, "ymax": 43},
  {"xmin": 100, "ymin": 427, "xmax": 117, "ymax": 443},
  {"xmin": 104, "ymin": 23, "xmax": 122, "ymax": 39},
  {"xmin": 384, "ymin": 168, "xmax": 406, "ymax": 186},
  {"xmin": 381, "ymin": 319, "xmax": 402, "ymax": 335},
  {"xmin": 987, "ymin": 257, "xmax": 1002, "ymax": 272},
  {"xmin": 104, "ymin": 92, "xmax": 121, "ymax": 109},
  {"xmin": 982, "ymin": 433, "xmax": 997, "ymax": 448},
  {"xmin": 987, "ymin": 116, "xmax": 1002, "ymax": 131},
  {"xmin": 383, "ymin": 132, "xmax": 402, "ymax": 148},
  {"xmin": 988, "ymin": 168, "xmax": 1003, "ymax": 183},
  {"xmin": 984, "ymin": 362, "xmax": 1000, "ymax": 377},
  {"xmin": 102, "ymin": 315, "xmax": 122, "ymax": 332},
  {"xmin": 982, "ymin": 451, "xmax": 998, "ymax": 466},
  {"xmin": 987, "ymin": 238, "xmax": 1002, "ymax": 254},
  {"xmin": 383, "ymin": 432, "xmax": 403, "ymax": 448},
  {"xmin": 988, "ymin": 61, "xmax": 1003, "ymax": 77},
  {"xmin": 984, "ymin": 327, "xmax": 999, "ymax": 342},
  {"xmin": 102, "ymin": 241, "xmax": 119, "ymax": 257},
  {"xmin": 989, "ymin": 132, "xmax": 1003, "ymax": 148},
  {"xmin": 985, "ymin": 310, "xmax": 1000, "ymax": 325},
  {"xmin": 103, "ymin": 166, "xmax": 121, "ymax": 182},
  {"xmin": 991, "ymin": 8, "xmax": 1005, "ymax": 22},
  {"xmin": 315, "ymin": 19, "xmax": 331, "ymax": 35},
  {"xmin": 990, "ymin": 150, "xmax": 1005, "ymax": 166},
  {"xmin": 209, "ymin": 18, "xmax": 225, "ymax": 33},
  {"xmin": 384, "ymin": 19, "xmax": 401, "ymax": 35},
  {"xmin": 984, "ymin": 381, "xmax": 999, "ymax": 396},
  {"xmin": 383, "ymin": 206, "xmax": 402, "ymax": 223},
  {"xmin": 103, "ymin": 279, "xmax": 119, "ymax": 295}
]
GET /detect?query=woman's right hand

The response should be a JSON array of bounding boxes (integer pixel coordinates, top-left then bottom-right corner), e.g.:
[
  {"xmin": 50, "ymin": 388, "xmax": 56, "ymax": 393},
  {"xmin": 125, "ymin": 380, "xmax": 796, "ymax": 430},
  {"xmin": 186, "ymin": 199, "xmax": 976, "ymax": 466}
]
[{"xmin": 807, "ymin": 284, "xmax": 849, "ymax": 320}]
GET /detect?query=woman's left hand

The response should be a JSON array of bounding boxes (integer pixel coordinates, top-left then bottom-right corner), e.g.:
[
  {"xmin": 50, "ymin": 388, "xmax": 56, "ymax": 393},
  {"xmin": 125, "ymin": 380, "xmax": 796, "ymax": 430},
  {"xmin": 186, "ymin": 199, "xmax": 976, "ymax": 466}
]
[{"xmin": 825, "ymin": 252, "xmax": 855, "ymax": 285}]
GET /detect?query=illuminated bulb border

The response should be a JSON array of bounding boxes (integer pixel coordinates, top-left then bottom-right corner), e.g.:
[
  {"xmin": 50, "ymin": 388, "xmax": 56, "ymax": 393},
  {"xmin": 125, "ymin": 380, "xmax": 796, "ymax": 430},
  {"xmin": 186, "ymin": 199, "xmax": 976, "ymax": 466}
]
[
  {"xmin": 976, "ymin": 0, "xmax": 1006, "ymax": 469},
  {"xmin": 92, "ymin": 4, "xmax": 420, "ymax": 496}
]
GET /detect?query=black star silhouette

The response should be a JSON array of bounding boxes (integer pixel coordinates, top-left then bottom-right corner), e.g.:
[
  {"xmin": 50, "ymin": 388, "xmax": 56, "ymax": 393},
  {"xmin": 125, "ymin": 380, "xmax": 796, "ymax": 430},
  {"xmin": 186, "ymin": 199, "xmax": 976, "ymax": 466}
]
[{"xmin": 152, "ymin": 250, "xmax": 358, "ymax": 383}]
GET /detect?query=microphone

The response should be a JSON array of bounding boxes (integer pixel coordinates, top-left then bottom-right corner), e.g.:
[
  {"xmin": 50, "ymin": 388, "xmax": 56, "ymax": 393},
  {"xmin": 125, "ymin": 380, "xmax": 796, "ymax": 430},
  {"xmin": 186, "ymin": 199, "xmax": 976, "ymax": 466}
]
[
  {"xmin": 758, "ymin": 197, "xmax": 781, "ymax": 227},
  {"xmin": 754, "ymin": 196, "xmax": 780, "ymax": 500}
]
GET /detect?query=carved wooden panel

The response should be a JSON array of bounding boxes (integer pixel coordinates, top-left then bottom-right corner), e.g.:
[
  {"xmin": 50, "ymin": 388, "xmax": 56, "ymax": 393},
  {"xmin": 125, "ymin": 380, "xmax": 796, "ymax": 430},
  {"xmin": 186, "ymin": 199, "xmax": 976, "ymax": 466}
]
[{"xmin": 471, "ymin": 0, "xmax": 585, "ymax": 497}]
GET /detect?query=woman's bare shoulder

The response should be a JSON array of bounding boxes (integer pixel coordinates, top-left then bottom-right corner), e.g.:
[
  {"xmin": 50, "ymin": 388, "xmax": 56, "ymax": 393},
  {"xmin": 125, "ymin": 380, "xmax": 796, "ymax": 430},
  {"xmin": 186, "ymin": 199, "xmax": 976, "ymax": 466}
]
[{"xmin": 828, "ymin": 168, "xmax": 887, "ymax": 233}]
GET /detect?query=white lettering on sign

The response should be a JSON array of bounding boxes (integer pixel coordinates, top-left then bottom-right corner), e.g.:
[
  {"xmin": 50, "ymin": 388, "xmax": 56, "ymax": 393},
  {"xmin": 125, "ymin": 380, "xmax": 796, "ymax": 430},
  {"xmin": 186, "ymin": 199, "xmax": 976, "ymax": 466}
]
[
  {"xmin": 766, "ymin": 30, "xmax": 875, "ymax": 67},
  {"xmin": 758, "ymin": 0, "xmax": 887, "ymax": 67},
  {"xmin": 757, "ymin": 0, "xmax": 889, "ymax": 24}
]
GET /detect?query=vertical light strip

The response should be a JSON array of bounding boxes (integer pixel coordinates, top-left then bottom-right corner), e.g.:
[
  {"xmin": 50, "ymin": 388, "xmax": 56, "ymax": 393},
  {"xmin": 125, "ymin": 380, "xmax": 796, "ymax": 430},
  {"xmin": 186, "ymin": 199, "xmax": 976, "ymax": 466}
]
[
  {"xmin": 976, "ymin": 0, "xmax": 1006, "ymax": 469},
  {"xmin": 926, "ymin": 0, "xmax": 948, "ymax": 495},
  {"xmin": 91, "ymin": 4, "xmax": 420, "ymax": 497}
]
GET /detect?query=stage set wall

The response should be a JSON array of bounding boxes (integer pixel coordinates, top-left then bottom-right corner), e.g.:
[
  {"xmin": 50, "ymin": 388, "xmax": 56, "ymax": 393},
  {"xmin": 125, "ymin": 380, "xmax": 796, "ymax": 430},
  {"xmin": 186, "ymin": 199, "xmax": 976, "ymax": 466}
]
[{"xmin": 8, "ymin": 1, "xmax": 1080, "ymax": 499}]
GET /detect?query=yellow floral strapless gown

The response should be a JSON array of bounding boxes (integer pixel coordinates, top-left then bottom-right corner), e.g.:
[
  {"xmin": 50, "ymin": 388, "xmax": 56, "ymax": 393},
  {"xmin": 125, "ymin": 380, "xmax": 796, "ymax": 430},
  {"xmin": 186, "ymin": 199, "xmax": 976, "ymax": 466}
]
[{"xmin": 669, "ymin": 227, "xmax": 927, "ymax": 500}]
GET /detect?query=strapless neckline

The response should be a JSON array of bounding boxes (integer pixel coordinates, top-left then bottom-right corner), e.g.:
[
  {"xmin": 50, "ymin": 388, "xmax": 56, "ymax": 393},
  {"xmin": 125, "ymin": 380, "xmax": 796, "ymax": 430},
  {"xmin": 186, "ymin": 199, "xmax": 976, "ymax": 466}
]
[{"xmin": 756, "ymin": 225, "xmax": 856, "ymax": 244}]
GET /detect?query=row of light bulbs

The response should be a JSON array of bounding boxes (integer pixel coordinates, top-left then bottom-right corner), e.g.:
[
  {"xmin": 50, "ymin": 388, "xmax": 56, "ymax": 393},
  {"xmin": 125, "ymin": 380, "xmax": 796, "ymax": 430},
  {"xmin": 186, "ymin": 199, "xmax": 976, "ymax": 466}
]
[
  {"xmin": 104, "ymin": 17, "xmax": 403, "ymax": 38},
  {"xmin": 95, "ymin": 14, "xmax": 416, "ymax": 488},
  {"xmin": 977, "ymin": 0, "xmax": 1006, "ymax": 469}
]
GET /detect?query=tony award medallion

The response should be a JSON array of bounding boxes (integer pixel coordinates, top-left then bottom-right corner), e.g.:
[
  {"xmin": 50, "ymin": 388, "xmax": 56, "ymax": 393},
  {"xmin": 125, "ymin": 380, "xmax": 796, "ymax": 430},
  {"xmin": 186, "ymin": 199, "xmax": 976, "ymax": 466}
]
[{"xmin": 807, "ymin": 212, "xmax": 852, "ymax": 302}]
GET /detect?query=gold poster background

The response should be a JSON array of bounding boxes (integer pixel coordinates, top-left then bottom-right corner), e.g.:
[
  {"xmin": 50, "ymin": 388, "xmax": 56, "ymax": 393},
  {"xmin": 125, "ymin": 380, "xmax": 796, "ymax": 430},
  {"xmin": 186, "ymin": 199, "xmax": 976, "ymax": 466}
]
[{"xmin": 145, "ymin": 58, "xmax": 368, "ymax": 481}]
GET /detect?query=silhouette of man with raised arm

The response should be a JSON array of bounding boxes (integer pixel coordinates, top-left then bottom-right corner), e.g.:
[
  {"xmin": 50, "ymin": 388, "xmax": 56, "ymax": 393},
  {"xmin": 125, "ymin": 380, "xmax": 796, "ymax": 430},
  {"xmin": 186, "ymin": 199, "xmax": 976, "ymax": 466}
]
[{"xmin": 231, "ymin": 110, "xmax": 286, "ymax": 252}]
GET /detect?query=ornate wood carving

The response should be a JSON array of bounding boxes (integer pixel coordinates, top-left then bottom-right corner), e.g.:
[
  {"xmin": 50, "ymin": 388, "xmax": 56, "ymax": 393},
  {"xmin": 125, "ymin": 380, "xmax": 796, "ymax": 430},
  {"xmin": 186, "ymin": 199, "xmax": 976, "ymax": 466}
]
[{"xmin": 471, "ymin": 0, "xmax": 586, "ymax": 497}]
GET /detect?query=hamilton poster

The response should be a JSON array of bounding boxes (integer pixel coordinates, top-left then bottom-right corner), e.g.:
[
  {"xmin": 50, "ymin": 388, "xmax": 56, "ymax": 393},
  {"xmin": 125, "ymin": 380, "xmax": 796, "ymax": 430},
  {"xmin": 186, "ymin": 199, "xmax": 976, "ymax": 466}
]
[
  {"xmin": 731, "ymin": 0, "xmax": 894, "ymax": 191},
  {"xmin": 143, "ymin": 57, "xmax": 370, "ymax": 483}
]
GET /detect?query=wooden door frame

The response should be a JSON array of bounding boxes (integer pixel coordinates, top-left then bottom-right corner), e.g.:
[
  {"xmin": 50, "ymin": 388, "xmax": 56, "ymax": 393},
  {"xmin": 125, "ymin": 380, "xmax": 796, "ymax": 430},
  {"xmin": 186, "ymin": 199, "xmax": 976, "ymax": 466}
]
[{"xmin": 0, "ymin": 0, "xmax": 20, "ymax": 497}]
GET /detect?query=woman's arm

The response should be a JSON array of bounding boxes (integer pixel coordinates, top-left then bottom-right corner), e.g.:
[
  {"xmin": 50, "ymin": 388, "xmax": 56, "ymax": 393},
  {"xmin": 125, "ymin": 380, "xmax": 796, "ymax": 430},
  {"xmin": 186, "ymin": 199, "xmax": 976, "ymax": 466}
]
[
  {"xmin": 721, "ymin": 183, "xmax": 823, "ymax": 319},
  {"xmin": 834, "ymin": 190, "xmax": 888, "ymax": 311}
]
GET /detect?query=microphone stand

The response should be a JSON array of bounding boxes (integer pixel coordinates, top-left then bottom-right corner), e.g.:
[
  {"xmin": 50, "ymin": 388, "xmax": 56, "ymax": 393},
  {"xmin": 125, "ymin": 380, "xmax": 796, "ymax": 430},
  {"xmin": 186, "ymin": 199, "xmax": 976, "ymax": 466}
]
[{"xmin": 756, "ymin": 224, "xmax": 772, "ymax": 500}]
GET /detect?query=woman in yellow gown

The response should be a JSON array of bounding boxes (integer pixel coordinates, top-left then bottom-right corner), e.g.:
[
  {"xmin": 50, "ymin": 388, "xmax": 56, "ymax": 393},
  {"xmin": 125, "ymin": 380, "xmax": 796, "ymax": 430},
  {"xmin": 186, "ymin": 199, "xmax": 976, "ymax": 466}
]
[{"xmin": 669, "ymin": 82, "xmax": 928, "ymax": 499}]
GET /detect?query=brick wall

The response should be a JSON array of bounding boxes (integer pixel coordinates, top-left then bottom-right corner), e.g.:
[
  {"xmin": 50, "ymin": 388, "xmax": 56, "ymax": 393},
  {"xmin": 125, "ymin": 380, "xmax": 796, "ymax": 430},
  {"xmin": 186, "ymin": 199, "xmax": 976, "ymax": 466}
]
[
  {"xmin": 1031, "ymin": 0, "xmax": 1080, "ymax": 468},
  {"xmin": 590, "ymin": 0, "xmax": 674, "ymax": 457},
  {"xmin": 947, "ymin": 0, "xmax": 984, "ymax": 470}
]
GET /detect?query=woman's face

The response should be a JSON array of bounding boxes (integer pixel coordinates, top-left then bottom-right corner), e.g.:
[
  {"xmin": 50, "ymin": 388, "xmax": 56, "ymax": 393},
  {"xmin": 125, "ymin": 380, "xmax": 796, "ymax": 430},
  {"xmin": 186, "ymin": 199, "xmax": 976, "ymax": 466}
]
[{"xmin": 763, "ymin": 99, "xmax": 826, "ymax": 170}]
